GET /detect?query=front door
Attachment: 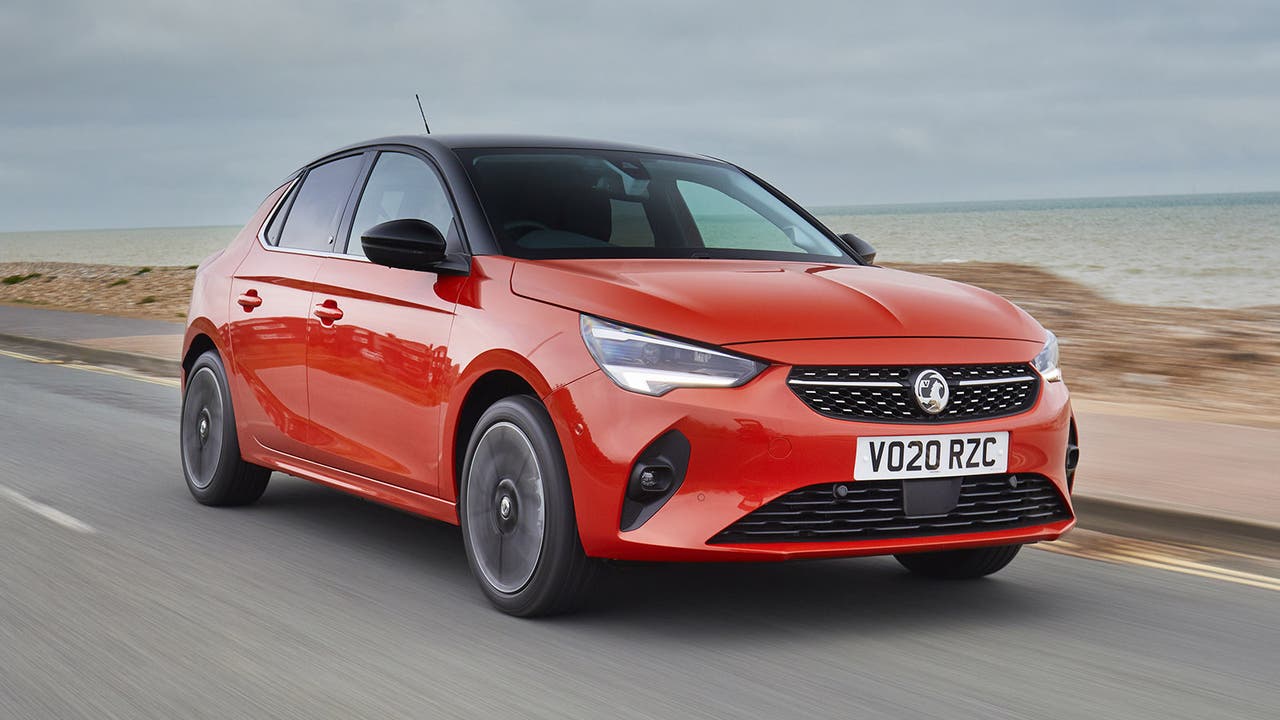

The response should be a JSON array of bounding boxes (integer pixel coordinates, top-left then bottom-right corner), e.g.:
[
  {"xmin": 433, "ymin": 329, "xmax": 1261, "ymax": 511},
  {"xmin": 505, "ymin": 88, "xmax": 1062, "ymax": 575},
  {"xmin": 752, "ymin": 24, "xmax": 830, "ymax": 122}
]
[{"xmin": 304, "ymin": 151, "xmax": 465, "ymax": 496}]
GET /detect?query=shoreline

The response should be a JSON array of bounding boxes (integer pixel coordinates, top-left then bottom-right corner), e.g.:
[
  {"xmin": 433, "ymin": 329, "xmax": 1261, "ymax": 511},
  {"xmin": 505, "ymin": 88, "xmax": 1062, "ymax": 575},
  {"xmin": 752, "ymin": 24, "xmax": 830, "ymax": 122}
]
[{"xmin": 3, "ymin": 259, "xmax": 1277, "ymax": 425}]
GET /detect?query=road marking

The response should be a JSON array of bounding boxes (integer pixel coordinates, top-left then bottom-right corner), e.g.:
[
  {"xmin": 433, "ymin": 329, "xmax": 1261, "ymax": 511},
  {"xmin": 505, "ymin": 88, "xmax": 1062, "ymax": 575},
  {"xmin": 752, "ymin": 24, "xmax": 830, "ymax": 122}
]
[
  {"xmin": 0, "ymin": 347, "xmax": 179, "ymax": 387},
  {"xmin": 1037, "ymin": 535, "xmax": 1280, "ymax": 592},
  {"xmin": 0, "ymin": 348, "xmax": 62, "ymax": 363},
  {"xmin": 59, "ymin": 361, "xmax": 180, "ymax": 387},
  {"xmin": 0, "ymin": 484, "xmax": 96, "ymax": 534}
]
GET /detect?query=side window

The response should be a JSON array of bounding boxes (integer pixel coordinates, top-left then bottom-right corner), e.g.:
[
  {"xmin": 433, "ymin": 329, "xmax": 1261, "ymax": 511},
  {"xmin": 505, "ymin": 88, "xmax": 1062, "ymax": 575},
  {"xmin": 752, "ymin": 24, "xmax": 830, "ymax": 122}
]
[
  {"xmin": 277, "ymin": 155, "xmax": 364, "ymax": 252},
  {"xmin": 263, "ymin": 180, "xmax": 299, "ymax": 246},
  {"xmin": 608, "ymin": 199, "xmax": 656, "ymax": 247},
  {"xmin": 675, "ymin": 180, "xmax": 792, "ymax": 251},
  {"xmin": 348, "ymin": 152, "xmax": 456, "ymax": 257}
]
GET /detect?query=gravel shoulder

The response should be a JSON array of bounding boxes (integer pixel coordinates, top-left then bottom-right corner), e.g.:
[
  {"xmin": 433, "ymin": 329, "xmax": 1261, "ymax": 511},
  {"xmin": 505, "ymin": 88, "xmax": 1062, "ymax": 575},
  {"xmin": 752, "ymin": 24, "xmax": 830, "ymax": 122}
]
[
  {"xmin": 893, "ymin": 261, "xmax": 1280, "ymax": 426},
  {"xmin": 1, "ymin": 262, "xmax": 194, "ymax": 321}
]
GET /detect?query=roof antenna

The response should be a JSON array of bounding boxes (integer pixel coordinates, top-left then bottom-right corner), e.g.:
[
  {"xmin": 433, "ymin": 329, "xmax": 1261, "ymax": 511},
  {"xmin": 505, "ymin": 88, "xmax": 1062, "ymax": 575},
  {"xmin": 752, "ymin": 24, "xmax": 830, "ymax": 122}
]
[{"xmin": 414, "ymin": 94, "xmax": 431, "ymax": 134}]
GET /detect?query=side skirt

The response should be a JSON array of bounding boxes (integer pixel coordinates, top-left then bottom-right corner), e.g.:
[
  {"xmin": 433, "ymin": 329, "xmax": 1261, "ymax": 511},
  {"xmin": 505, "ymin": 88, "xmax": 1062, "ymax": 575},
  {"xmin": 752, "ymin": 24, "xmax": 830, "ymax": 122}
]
[{"xmin": 250, "ymin": 441, "xmax": 459, "ymax": 526}]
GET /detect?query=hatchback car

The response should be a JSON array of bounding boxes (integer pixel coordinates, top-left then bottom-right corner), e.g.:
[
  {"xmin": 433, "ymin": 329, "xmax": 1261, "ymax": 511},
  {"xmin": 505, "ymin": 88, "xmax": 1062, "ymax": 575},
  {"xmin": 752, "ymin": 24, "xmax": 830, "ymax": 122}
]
[{"xmin": 181, "ymin": 134, "xmax": 1079, "ymax": 615}]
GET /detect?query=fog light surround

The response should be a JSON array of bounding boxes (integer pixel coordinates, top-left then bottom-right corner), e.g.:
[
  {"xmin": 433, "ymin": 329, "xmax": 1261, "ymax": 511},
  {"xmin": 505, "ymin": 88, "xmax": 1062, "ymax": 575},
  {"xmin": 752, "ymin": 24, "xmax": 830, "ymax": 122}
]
[{"xmin": 620, "ymin": 430, "xmax": 691, "ymax": 531}]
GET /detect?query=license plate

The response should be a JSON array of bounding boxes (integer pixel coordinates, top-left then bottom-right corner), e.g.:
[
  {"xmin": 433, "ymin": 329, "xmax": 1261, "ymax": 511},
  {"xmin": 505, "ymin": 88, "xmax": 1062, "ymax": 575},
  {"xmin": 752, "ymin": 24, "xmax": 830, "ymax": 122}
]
[{"xmin": 854, "ymin": 431, "xmax": 1009, "ymax": 481}]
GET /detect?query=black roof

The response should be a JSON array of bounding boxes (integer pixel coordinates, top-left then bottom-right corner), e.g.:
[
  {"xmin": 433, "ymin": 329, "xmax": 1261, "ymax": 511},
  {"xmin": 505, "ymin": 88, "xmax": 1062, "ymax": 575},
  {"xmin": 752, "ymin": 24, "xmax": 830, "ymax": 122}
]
[{"xmin": 312, "ymin": 133, "xmax": 711, "ymax": 168}]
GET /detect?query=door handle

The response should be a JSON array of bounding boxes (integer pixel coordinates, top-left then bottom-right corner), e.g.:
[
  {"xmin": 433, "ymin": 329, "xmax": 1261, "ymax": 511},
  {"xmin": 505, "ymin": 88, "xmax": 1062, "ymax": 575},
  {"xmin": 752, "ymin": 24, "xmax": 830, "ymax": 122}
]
[
  {"xmin": 236, "ymin": 291, "xmax": 263, "ymax": 310},
  {"xmin": 313, "ymin": 300, "xmax": 344, "ymax": 324}
]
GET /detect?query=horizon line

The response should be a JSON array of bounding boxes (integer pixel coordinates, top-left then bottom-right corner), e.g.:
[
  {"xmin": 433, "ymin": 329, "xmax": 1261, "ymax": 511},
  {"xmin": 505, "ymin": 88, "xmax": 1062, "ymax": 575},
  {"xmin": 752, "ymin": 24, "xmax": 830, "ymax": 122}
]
[
  {"xmin": 811, "ymin": 188, "xmax": 1280, "ymax": 212},
  {"xmin": 2, "ymin": 188, "xmax": 1277, "ymax": 235}
]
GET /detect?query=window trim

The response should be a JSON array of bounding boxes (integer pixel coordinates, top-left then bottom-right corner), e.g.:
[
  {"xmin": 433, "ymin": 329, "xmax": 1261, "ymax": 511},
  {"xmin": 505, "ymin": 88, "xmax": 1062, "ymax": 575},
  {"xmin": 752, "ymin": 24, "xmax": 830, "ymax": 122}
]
[
  {"xmin": 256, "ymin": 177, "xmax": 301, "ymax": 249},
  {"xmin": 262, "ymin": 177, "xmax": 301, "ymax": 247}
]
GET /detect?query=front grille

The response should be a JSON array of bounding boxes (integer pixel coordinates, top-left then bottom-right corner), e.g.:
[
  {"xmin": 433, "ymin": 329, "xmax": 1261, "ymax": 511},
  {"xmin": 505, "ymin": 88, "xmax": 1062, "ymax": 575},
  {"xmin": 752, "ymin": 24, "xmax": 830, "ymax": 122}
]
[
  {"xmin": 788, "ymin": 363, "xmax": 1040, "ymax": 423},
  {"xmin": 710, "ymin": 475, "xmax": 1070, "ymax": 544}
]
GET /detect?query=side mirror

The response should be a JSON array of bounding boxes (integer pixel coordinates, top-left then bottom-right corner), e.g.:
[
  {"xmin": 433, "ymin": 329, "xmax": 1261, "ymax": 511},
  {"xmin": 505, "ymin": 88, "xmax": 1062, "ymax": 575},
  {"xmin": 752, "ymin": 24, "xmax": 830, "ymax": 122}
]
[
  {"xmin": 839, "ymin": 233, "xmax": 877, "ymax": 265},
  {"xmin": 361, "ymin": 219, "xmax": 464, "ymax": 273}
]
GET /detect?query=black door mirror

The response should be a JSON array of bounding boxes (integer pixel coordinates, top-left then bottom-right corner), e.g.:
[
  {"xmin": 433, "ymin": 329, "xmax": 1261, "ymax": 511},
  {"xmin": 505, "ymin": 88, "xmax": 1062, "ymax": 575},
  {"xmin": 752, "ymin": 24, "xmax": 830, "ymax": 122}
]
[
  {"xmin": 362, "ymin": 219, "xmax": 464, "ymax": 273},
  {"xmin": 839, "ymin": 233, "xmax": 877, "ymax": 265}
]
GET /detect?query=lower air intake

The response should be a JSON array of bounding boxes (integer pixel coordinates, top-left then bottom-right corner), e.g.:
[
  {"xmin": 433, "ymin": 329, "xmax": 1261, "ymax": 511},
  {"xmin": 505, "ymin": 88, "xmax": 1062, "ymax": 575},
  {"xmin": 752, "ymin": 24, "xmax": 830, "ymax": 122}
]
[{"xmin": 710, "ymin": 474, "xmax": 1070, "ymax": 544}]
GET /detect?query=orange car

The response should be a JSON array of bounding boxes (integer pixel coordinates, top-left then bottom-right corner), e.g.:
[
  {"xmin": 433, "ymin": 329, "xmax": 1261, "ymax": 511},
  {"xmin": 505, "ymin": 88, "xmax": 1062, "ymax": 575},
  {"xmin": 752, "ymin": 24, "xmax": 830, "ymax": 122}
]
[{"xmin": 181, "ymin": 135, "xmax": 1078, "ymax": 615}]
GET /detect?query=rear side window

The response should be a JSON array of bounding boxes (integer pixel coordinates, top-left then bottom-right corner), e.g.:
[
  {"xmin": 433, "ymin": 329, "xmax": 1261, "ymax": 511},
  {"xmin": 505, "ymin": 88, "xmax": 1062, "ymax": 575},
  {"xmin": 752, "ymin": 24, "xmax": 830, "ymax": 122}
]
[
  {"xmin": 348, "ymin": 152, "xmax": 456, "ymax": 257},
  {"xmin": 277, "ymin": 155, "xmax": 364, "ymax": 252},
  {"xmin": 263, "ymin": 181, "xmax": 299, "ymax": 246}
]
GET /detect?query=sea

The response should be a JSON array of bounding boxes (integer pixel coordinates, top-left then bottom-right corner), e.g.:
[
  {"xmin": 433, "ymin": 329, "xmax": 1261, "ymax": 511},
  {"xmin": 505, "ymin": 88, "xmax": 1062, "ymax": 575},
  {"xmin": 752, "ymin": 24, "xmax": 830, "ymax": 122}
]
[{"xmin": 1, "ymin": 191, "xmax": 1276, "ymax": 309}]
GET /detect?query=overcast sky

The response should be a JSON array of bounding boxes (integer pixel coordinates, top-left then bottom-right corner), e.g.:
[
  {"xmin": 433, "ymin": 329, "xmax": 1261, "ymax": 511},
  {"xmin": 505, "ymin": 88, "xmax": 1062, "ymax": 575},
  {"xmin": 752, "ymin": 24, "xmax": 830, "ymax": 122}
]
[{"xmin": 2, "ymin": 0, "xmax": 1277, "ymax": 231}]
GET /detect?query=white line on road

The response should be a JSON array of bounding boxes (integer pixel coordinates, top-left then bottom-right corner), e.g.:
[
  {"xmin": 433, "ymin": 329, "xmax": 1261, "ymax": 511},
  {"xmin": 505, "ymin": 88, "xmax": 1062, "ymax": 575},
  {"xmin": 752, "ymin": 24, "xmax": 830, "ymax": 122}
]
[
  {"xmin": 1036, "ymin": 535, "xmax": 1280, "ymax": 592},
  {"xmin": 0, "ymin": 484, "xmax": 96, "ymax": 534},
  {"xmin": 0, "ymin": 347, "xmax": 62, "ymax": 363},
  {"xmin": 59, "ymin": 360, "xmax": 180, "ymax": 387},
  {"xmin": 0, "ymin": 347, "xmax": 179, "ymax": 387}
]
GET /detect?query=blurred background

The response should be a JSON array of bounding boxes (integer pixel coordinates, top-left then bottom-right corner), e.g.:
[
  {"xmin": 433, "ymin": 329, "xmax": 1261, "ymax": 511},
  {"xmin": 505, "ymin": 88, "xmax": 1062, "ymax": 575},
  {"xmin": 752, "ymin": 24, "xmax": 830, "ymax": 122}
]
[{"xmin": 0, "ymin": 1, "xmax": 1276, "ymax": 719}]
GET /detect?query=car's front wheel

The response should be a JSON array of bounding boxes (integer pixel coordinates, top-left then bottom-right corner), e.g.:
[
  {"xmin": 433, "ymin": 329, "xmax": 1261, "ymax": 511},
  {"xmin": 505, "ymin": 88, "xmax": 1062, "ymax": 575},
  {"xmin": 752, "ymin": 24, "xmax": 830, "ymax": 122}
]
[
  {"xmin": 180, "ymin": 350, "xmax": 270, "ymax": 506},
  {"xmin": 894, "ymin": 544, "xmax": 1022, "ymax": 579},
  {"xmin": 459, "ymin": 395, "xmax": 598, "ymax": 616}
]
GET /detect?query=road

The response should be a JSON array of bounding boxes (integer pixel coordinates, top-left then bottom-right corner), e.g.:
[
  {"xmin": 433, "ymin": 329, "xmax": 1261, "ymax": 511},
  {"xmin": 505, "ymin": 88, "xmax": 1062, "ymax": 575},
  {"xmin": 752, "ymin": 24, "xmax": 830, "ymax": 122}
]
[{"xmin": 0, "ymin": 352, "xmax": 1276, "ymax": 719}]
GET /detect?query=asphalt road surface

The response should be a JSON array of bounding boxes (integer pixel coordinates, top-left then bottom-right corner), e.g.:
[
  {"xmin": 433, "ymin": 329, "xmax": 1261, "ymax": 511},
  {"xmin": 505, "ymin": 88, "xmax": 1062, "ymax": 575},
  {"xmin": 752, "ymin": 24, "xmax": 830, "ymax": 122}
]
[{"xmin": 1, "ymin": 352, "xmax": 1276, "ymax": 720}]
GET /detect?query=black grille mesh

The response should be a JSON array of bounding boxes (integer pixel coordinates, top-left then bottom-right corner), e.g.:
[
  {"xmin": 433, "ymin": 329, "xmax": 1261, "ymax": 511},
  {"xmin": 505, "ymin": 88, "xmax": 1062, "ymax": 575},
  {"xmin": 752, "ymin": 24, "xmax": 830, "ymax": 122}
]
[
  {"xmin": 788, "ymin": 364, "xmax": 1039, "ymax": 423},
  {"xmin": 711, "ymin": 475, "xmax": 1070, "ymax": 544}
]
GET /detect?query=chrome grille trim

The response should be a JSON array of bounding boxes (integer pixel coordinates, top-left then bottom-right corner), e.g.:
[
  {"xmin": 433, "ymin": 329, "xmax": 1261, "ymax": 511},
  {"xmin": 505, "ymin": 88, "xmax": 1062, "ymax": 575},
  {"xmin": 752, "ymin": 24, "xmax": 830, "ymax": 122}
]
[
  {"xmin": 957, "ymin": 375, "xmax": 1037, "ymax": 386},
  {"xmin": 786, "ymin": 379, "xmax": 903, "ymax": 387},
  {"xmin": 787, "ymin": 363, "xmax": 1040, "ymax": 423}
]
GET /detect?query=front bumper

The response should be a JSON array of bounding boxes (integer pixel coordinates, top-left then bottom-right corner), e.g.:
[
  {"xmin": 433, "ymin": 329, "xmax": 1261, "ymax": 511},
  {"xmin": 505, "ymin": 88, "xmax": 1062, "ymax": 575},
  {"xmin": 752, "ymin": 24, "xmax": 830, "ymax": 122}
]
[{"xmin": 546, "ymin": 337, "xmax": 1076, "ymax": 562}]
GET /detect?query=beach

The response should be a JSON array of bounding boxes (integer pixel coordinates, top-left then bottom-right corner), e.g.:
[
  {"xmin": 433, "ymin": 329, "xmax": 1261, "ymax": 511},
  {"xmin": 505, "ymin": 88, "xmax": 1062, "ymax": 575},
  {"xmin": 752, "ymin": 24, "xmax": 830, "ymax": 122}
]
[{"xmin": 4, "ymin": 259, "xmax": 1276, "ymax": 426}]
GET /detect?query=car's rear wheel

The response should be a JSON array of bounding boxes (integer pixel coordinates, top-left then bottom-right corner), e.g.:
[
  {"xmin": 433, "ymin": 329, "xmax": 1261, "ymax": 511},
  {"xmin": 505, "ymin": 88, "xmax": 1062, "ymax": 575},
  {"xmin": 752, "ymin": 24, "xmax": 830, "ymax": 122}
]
[
  {"xmin": 181, "ymin": 350, "xmax": 270, "ymax": 506},
  {"xmin": 894, "ymin": 544, "xmax": 1022, "ymax": 579},
  {"xmin": 459, "ymin": 395, "xmax": 598, "ymax": 616}
]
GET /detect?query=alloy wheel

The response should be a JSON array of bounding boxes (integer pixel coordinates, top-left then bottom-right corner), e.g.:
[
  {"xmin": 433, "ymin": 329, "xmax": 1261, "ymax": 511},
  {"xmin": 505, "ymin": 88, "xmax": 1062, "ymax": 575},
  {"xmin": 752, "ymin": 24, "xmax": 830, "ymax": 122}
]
[
  {"xmin": 464, "ymin": 421, "xmax": 547, "ymax": 594},
  {"xmin": 181, "ymin": 366, "xmax": 225, "ymax": 490}
]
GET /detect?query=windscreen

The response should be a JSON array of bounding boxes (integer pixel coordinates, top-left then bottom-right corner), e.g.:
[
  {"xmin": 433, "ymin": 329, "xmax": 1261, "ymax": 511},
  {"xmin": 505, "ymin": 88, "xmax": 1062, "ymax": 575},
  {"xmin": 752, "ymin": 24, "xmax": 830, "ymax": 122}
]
[{"xmin": 456, "ymin": 149, "xmax": 852, "ymax": 262}]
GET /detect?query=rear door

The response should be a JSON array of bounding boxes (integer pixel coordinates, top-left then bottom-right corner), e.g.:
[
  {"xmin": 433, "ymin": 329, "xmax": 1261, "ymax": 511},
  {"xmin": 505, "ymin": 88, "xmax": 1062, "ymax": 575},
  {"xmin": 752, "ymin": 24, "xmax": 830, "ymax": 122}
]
[
  {"xmin": 228, "ymin": 153, "xmax": 366, "ymax": 457},
  {"xmin": 304, "ymin": 150, "xmax": 465, "ymax": 496}
]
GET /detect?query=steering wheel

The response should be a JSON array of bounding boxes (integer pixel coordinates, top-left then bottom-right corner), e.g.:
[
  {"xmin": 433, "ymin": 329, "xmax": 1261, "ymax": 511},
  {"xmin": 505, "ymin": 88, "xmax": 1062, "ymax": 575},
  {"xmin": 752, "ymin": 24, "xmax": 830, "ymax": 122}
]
[{"xmin": 503, "ymin": 220, "xmax": 550, "ymax": 240}]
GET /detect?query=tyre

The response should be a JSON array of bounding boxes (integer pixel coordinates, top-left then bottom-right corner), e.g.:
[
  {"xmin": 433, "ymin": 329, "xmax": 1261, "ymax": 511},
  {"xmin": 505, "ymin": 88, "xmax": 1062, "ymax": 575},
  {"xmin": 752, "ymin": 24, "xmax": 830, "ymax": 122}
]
[
  {"xmin": 894, "ymin": 544, "xmax": 1022, "ymax": 579},
  {"xmin": 459, "ymin": 395, "xmax": 598, "ymax": 616},
  {"xmin": 180, "ymin": 350, "xmax": 270, "ymax": 506}
]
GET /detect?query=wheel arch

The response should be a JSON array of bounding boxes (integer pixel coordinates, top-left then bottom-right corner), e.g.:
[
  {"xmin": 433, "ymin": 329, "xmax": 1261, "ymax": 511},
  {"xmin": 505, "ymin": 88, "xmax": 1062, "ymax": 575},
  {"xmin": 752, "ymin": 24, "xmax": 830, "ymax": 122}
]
[
  {"xmin": 182, "ymin": 333, "xmax": 217, "ymax": 374},
  {"xmin": 445, "ymin": 344, "xmax": 578, "ymax": 499},
  {"xmin": 448, "ymin": 368, "xmax": 541, "ymax": 501},
  {"xmin": 181, "ymin": 318, "xmax": 225, "ymax": 384}
]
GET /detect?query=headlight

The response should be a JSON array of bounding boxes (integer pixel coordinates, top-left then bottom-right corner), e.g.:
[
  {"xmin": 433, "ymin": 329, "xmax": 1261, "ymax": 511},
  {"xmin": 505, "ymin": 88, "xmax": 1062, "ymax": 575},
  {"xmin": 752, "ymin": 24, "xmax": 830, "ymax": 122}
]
[
  {"xmin": 1031, "ymin": 331, "xmax": 1062, "ymax": 382},
  {"xmin": 580, "ymin": 315, "xmax": 767, "ymax": 396}
]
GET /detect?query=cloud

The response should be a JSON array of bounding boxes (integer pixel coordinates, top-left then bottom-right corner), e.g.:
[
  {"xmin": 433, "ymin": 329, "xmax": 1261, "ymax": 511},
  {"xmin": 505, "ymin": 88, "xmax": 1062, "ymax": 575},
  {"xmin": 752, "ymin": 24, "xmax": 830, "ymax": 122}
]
[{"xmin": 1, "ymin": 0, "xmax": 1277, "ymax": 229}]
